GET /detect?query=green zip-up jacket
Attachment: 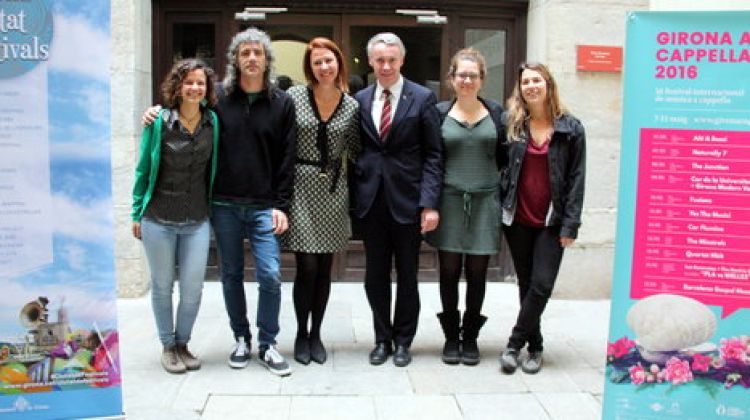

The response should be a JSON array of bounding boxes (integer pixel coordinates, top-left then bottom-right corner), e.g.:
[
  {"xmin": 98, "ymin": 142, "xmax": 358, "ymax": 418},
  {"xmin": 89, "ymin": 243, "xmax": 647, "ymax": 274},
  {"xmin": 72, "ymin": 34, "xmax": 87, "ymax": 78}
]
[{"xmin": 131, "ymin": 108, "xmax": 220, "ymax": 221}]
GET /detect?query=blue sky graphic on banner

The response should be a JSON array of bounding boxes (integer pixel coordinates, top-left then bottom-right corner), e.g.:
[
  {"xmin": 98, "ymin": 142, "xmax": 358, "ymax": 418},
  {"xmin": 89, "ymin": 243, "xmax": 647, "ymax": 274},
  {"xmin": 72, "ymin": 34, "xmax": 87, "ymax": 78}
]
[
  {"xmin": 0, "ymin": 0, "xmax": 122, "ymax": 418},
  {"xmin": 603, "ymin": 11, "xmax": 750, "ymax": 420}
]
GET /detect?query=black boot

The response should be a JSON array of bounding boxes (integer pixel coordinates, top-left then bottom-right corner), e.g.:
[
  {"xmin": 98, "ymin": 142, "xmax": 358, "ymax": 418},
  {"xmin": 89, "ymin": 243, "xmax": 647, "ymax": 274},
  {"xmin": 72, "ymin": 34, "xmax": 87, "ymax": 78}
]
[
  {"xmin": 437, "ymin": 311, "xmax": 461, "ymax": 364},
  {"xmin": 461, "ymin": 313, "xmax": 487, "ymax": 366}
]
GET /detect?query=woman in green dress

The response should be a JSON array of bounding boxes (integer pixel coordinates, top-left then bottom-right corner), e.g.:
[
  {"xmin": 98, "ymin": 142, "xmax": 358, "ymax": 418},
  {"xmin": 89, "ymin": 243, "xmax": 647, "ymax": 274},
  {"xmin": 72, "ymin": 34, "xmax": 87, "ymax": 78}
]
[{"xmin": 426, "ymin": 48, "xmax": 504, "ymax": 366}]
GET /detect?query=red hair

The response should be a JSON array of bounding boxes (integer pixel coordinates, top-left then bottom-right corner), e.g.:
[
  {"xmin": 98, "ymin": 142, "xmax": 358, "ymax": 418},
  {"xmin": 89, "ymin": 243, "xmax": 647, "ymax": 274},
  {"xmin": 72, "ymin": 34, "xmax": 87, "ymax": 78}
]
[{"xmin": 303, "ymin": 37, "xmax": 349, "ymax": 92}]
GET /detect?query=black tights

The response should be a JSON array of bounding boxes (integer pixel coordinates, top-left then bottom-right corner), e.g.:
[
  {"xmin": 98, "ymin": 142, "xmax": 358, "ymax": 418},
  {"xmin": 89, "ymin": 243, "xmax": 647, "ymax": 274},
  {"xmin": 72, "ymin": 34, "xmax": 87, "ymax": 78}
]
[
  {"xmin": 438, "ymin": 251, "xmax": 489, "ymax": 316},
  {"xmin": 293, "ymin": 252, "xmax": 333, "ymax": 339}
]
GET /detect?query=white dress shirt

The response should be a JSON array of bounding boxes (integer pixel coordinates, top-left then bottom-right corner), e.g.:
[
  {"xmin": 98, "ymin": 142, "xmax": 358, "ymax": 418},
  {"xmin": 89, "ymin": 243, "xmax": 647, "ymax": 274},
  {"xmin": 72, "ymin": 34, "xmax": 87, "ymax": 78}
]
[{"xmin": 372, "ymin": 76, "xmax": 404, "ymax": 134}]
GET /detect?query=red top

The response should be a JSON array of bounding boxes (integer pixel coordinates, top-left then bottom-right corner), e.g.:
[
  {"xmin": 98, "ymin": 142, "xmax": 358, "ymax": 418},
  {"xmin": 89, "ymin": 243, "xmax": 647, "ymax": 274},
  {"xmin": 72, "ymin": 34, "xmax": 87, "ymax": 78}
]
[{"xmin": 515, "ymin": 138, "xmax": 551, "ymax": 227}]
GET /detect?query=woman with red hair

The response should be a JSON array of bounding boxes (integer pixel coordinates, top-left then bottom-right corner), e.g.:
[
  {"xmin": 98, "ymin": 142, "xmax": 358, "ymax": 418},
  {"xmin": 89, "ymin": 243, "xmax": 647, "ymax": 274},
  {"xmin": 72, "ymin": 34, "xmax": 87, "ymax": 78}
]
[{"xmin": 280, "ymin": 37, "xmax": 360, "ymax": 365}]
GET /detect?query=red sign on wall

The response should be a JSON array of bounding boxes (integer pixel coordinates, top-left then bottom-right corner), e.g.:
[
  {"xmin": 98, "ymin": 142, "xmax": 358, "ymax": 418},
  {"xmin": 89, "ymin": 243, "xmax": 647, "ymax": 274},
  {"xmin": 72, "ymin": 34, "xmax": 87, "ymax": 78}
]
[{"xmin": 576, "ymin": 45, "xmax": 623, "ymax": 72}]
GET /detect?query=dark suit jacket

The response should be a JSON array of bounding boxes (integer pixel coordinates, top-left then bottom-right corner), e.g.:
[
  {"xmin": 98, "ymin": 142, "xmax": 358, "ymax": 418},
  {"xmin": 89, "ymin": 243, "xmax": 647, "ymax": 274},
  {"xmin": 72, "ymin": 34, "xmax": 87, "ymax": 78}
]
[{"xmin": 353, "ymin": 78, "xmax": 444, "ymax": 224}]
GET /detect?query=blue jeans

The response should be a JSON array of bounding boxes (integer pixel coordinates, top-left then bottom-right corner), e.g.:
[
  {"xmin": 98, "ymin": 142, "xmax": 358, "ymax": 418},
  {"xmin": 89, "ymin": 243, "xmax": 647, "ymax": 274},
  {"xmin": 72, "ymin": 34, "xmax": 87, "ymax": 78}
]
[
  {"xmin": 211, "ymin": 205, "xmax": 282, "ymax": 346},
  {"xmin": 141, "ymin": 217, "xmax": 210, "ymax": 348}
]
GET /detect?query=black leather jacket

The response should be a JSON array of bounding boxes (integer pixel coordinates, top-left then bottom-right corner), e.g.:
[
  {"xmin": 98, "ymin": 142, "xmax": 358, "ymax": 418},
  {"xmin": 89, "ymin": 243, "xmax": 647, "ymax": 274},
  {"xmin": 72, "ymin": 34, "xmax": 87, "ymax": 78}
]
[{"xmin": 497, "ymin": 113, "xmax": 586, "ymax": 238}]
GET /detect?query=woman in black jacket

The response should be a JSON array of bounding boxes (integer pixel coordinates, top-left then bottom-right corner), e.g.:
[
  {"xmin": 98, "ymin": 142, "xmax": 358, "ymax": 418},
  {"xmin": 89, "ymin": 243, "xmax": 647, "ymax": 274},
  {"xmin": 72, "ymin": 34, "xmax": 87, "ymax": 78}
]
[{"xmin": 497, "ymin": 62, "xmax": 585, "ymax": 374}]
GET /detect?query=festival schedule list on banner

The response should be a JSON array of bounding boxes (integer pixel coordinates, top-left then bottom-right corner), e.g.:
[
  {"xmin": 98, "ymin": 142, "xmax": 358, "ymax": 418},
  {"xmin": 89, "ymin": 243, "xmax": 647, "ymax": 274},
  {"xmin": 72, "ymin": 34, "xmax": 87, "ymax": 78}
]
[
  {"xmin": 603, "ymin": 11, "xmax": 750, "ymax": 420},
  {"xmin": 0, "ymin": 15, "xmax": 52, "ymax": 277},
  {"xmin": 632, "ymin": 128, "xmax": 750, "ymax": 318}
]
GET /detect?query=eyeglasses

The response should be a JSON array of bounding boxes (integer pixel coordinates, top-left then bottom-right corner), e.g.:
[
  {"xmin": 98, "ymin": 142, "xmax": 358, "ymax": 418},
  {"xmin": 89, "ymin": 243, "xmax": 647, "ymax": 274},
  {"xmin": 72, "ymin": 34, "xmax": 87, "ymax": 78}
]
[{"xmin": 454, "ymin": 72, "xmax": 480, "ymax": 81}]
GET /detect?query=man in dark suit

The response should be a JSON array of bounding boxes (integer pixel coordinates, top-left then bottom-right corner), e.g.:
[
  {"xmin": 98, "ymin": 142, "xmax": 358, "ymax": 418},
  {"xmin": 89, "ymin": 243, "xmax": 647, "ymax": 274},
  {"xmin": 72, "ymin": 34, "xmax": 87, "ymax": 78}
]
[{"xmin": 353, "ymin": 32, "xmax": 444, "ymax": 367}]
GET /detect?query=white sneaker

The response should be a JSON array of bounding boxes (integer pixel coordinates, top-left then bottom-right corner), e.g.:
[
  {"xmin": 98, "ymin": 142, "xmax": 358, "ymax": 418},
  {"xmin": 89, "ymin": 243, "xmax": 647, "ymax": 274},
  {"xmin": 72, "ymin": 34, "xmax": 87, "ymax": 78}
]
[
  {"xmin": 259, "ymin": 345, "xmax": 292, "ymax": 376},
  {"xmin": 228, "ymin": 341, "xmax": 251, "ymax": 369}
]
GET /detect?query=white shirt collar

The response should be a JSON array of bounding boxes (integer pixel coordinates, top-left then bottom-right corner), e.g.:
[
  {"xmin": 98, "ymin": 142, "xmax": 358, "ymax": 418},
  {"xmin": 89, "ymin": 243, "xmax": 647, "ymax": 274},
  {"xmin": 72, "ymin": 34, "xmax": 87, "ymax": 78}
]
[{"xmin": 375, "ymin": 76, "xmax": 404, "ymax": 100}]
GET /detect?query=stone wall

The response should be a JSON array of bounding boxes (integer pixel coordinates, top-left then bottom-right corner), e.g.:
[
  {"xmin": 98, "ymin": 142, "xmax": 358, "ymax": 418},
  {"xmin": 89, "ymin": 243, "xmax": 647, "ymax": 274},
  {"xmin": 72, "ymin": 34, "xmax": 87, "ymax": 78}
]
[
  {"xmin": 111, "ymin": 0, "xmax": 151, "ymax": 297},
  {"xmin": 527, "ymin": 0, "xmax": 649, "ymax": 298}
]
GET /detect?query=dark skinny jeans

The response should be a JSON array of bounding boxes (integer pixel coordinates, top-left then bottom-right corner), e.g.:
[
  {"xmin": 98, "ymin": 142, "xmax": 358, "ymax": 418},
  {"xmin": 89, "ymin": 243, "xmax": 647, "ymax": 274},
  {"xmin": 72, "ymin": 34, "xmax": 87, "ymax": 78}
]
[{"xmin": 503, "ymin": 222, "xmax": 564, "ymax": 352}]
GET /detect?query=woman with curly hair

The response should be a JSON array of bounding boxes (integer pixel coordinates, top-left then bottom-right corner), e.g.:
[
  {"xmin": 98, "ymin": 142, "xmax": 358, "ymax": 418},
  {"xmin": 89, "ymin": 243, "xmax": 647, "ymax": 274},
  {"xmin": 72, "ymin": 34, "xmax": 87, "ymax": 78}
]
[{"xmin": 131, "ymin": 59, "xmax": 219, "ymax": 374}]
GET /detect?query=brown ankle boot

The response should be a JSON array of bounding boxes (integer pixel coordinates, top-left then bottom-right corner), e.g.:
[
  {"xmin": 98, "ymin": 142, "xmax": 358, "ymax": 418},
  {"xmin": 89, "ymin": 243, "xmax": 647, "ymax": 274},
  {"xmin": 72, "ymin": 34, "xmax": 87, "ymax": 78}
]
[
  {"xmin": 162, "ymin": 346, "xmax": 187, "ymax": 374},
  {"xmin": 176, "ymin": 344, "xmax": 201, "ymax": 370}
]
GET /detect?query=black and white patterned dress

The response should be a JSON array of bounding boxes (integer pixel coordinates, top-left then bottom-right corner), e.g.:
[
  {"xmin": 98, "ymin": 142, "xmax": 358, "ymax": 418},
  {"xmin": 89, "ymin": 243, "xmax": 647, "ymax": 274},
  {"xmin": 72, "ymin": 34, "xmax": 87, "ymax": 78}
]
[{"xmin": 280, "ymin": 85, "xmax": 360, "ymax": 253}]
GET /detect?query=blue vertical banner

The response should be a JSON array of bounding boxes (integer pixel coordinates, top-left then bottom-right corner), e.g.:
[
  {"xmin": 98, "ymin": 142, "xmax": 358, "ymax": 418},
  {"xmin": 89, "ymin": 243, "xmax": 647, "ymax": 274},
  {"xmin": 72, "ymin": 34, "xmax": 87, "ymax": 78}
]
[
  {"xmin": 604, "ymin": 11, "xmax": 750, "ymax": 419},
  {"xmin": 0, "ymin": 0, "xmax": 122, "ymax": 418}
]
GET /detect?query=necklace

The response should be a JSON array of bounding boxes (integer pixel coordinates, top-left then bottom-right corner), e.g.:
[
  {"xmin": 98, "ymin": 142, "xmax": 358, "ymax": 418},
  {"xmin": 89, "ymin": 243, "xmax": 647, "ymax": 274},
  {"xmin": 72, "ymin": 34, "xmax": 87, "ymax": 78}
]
[{"xmin": 179, "ymin": 109, "xmax": 201, "ymax": 124}]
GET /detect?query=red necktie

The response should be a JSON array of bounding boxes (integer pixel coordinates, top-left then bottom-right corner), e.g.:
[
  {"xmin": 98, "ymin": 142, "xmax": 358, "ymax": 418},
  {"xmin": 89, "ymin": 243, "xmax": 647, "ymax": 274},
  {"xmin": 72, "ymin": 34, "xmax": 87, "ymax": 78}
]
[{"xmin": 379, "ymin": 89, "xmax": 392, "ymax": 140}]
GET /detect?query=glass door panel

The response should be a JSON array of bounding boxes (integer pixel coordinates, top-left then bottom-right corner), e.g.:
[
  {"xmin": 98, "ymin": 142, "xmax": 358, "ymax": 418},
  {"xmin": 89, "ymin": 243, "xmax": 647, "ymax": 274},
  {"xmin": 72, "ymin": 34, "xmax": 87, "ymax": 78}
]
[
  {"xmin": 160, "ymin": 12, "xmax": 221, "ymax": 100},
  {"xmin": 456, "ymin": 17, "xmax": 517, "ymax": 104},
  {"xmin": 465, "ymin": 29, "xmax": 506, "ymax": 102},
  {"xmin": 172, "ymin": 23, "xmax": 216, "ymax": 68}
]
